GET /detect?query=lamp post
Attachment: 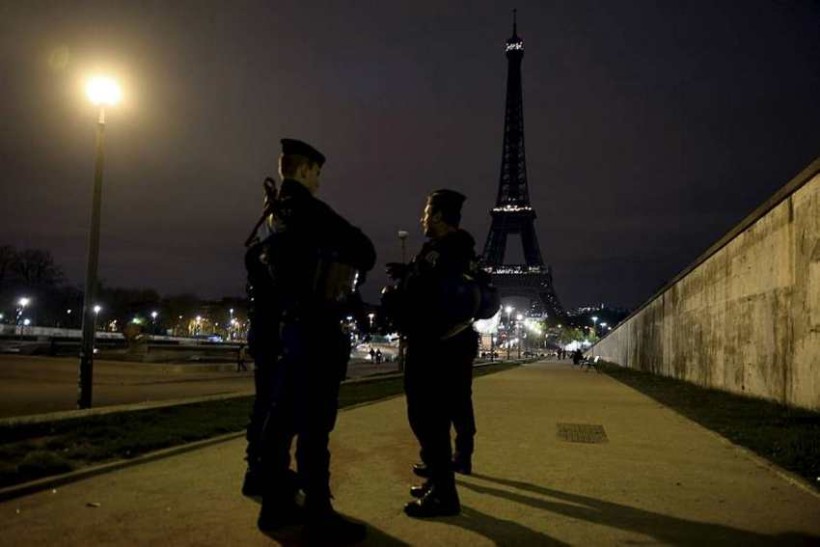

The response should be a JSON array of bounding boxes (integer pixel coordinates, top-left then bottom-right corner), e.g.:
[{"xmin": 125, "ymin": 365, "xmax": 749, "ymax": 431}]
[
  {"xmin": 516, "ymin": 313, "xmax": 523, "ymax": 359},
  {"xmin": 396, "ymin": 229, "xmax": 409, "ymax": 373},
  {"xmin": 591, "ymin": 315, "xmax": 599, "ymax": 338},
  {"xmin": 397, "ymin": 230, "xmax": 408, "ymax": 263},
  {"xmin": 504, "ymin": 306, "xmax": 514, "ymax": 360},
  {"xmin": 78, "ymin": 76, "xmax": 121, "ymax": 409}
]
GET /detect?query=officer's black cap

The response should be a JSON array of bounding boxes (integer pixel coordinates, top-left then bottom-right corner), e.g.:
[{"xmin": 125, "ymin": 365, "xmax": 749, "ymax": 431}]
[
  {"xmin": 428, "ymin": 189, "xmax": 466, "ymax": 213},
  {"xmin": 280, "ymin": 138, "xmax": 326, "ymax": 167},
  {"xmin": 428, "ymin": 189, "xmax": 466, "ymax": 225}
]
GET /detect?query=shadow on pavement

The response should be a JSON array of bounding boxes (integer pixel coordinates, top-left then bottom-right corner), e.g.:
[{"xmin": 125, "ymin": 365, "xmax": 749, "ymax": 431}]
[
  {"xmin": 454, "ymin": 505, "xmax": 569, "ymax": 546},
  {"xmin": 459, "ymin": 473, "xmax": 818, "ymax": 546},
  {"xmin": 259, "ymin": 513, "xmax": 409, "ymax": 546}
]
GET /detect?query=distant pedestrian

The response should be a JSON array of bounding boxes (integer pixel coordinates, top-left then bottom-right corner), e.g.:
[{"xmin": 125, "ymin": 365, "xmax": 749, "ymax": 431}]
[
  {"xmin": 369, "ymin": 347, "xmax": 376, "ymax": 362},
  {"xmin": 571, "ymin": 348, "xmax": 582, "ymax": 365},
  {"xmin": 237, "ymin": 343, "xmax": 248, "ymax": 372},
  {"xmin": 375, "ymin": 349, "xmax": 383, "ymax": 364}
]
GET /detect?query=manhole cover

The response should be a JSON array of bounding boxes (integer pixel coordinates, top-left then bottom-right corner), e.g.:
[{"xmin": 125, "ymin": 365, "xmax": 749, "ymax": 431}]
[{"xmin": 557, "ymin": 423, "xmax": 608, "ymax": 443}]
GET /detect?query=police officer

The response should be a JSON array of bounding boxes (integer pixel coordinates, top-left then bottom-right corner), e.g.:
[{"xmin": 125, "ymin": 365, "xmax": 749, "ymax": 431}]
[
  {"xmin": 393, "ymin": 189, "xmax": 479, "ymax": 518},
  {"xmin": 254, "ymin": 139, "xmax": 375, "ymax": 543}
]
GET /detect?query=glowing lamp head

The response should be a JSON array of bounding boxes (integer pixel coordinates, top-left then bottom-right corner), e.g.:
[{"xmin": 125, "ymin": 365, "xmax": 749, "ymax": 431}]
[{"xmin": 86, "ymin": 77, "xmax": 122, "ymax": 106}]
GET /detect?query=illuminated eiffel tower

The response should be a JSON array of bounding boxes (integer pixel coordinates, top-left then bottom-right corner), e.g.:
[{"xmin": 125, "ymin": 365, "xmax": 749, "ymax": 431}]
[{"xmin": 482, "ymin": 12, "xmax": 565, "ymax": 319}]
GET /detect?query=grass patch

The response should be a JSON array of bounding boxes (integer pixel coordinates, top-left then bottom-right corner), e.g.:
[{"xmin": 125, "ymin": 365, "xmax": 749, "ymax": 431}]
[
  {"xmin": 0, "ymin": 361, "xmax": 519, "ymax": 490},
  {"xmin": 601, "ymin": 363, "xmax": 820, "ymax": 490}
]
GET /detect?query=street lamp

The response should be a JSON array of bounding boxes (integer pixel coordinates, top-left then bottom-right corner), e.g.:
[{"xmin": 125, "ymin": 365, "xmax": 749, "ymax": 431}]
[
  {"xmin": 78, "ymin": 76, "xmax": 121, "ymax": 409},
  {"xmin": 397, "ymin": 230, "xmax": 409, "ymax": 263},
  {"xmin": 17, "ymin": 297, "xmax": 31, "ymax": 337},
  {"xmin": 396, "ymin": 229, "xmax": 409, "ymax": 373},
  {"xmin": 504, "ymin": 306, "xmax": 514, "ymax": 360}
]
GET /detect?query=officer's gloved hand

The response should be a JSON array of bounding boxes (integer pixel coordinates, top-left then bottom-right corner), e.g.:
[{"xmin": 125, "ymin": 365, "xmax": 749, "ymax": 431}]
[{"xmin": 385, "ymin": 262, "xmax": 408, "ymax": 280}]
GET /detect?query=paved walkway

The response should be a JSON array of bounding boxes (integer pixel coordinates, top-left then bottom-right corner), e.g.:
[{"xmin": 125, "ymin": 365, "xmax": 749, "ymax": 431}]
[{"xmin": 1, "ymin": 360, "xmax": 818, "ymax": 545}]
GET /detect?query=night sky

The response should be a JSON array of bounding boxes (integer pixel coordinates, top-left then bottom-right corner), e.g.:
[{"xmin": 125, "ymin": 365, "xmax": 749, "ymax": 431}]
[{"xmin": 2, "ymin": 1, "xmax": 819, "ymax": 310}]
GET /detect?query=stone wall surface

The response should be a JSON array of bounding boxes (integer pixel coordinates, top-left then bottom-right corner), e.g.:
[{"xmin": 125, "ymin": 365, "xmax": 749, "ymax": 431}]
[{"xmin": 592, "ymin": 160, "xmax": 820, "ymax": 410}]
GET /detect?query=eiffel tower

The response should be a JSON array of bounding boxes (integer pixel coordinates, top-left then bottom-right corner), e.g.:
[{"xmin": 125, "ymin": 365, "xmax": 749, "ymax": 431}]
[{"xmin": 482, "ymin": 12, "xmax": 565, "ymax": 319}]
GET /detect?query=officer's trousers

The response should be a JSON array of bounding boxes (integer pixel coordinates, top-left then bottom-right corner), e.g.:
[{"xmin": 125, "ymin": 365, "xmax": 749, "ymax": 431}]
[
  {"xmin": 452, "ymin": 354, "xmax": 476, "ymax": 461},
  {"xmin": 405, "ymin": 330, "xmax": 477, "ymax": 493},
  {"xmin": 245, "ymin": 351, "xmax": 276, "ymax": 468},
  {"xmin": 259, "ymin": 317, "xmax": 349, "ymax": 509}
]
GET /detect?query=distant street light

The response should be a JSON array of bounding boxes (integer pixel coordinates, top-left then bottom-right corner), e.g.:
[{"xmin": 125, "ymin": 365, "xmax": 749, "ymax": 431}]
[
  {"xmin": 79, "ymin": 75, "xmax": 121, "ymax": 409},
  {"xmin": 505, "ymin": 306, "xmax": 514, "ymax": 360},
  {"xmin": 17, "ymin": 297, "xmax": 30, "ymax": 324},
  {"xmin": 368, "ymin": 312, "xmax": 375, "ymax": 329}
]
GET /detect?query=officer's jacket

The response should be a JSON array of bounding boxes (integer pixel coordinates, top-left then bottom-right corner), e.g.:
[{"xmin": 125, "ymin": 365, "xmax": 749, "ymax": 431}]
[
  {"xmin": 403, "ymin": 229, "xmax": 477, "ymax": 340},
  {"xmin": 266, "ymin": 179, "xmax": 376, "ymax": 314}
]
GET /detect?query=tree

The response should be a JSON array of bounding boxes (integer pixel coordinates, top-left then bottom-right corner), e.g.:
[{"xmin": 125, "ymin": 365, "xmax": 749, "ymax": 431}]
[
  {"xmin": 0, "ymin": 245, "xmax": 15, "ymax": 293},
  {"xmin": 11, "ymin": 249, "xmax": 64, "ymax": 288}
]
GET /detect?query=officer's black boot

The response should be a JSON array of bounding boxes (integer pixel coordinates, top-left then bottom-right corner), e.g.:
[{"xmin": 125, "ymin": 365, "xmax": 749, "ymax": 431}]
[
  {"xmin": 404, "ymin": 483, "xmax": 460, "ymax": 518},
  {"xmin": 242, "ymin": 461, "xmax": 263, "ymax": 497},
  {"xmin": 302, "ymin": 498, "xmax": 366, "ymax": 545},
  {"xmin": 411, "ymin": 462, "xmax": 430, "ymax": 478},
  {"xmin": 405, "ymin": 462, "xmax": 460, "ymax": 518},
  {"xmin": 452, "ymin": 456, "xmax": 472, "ymax": 475},
  {"xmin": 257, "ymin": 470, "xmax": 303, "ymax": 532},
  {"xmin": 410, "ymin": 479, "xmax": 432, "ymax": 498}
]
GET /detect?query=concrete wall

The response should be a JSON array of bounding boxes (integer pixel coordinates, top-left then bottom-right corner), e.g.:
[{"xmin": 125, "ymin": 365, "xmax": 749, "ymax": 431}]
[{"xmin": 592, "ymin": 158, "xmax": 820, "ymax": 411}]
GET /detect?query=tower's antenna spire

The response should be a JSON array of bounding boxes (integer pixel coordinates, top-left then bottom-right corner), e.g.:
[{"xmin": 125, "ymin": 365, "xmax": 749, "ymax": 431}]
[{"xmin": 513, "ymin": 8, "xmax": 517, "ymax": 35}]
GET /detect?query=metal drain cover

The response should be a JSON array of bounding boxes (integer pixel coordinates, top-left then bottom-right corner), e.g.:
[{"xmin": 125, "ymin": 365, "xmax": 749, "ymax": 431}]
[{"xmin": 557, "ymin": 423, "xmax": 608, "ymax": 444}]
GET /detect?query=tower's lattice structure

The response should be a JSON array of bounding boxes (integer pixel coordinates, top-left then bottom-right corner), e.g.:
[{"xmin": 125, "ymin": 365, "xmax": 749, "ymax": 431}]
[{"xmin": 482, "ymin": 13, "xmax": 565, "ymax": 318}]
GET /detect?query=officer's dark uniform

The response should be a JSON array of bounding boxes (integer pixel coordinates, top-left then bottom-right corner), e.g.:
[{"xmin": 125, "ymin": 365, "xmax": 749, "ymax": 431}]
[
  {"xmin": 251, "ymin": 140, "xmax": 375, "ymax": 539},
  {"xmin": 401, "ymin": 192, "xmax": 479, "ymax": 517},
  {"xmin": 242, "ymin": 236, "xmax": 286, "ymax": 496}
]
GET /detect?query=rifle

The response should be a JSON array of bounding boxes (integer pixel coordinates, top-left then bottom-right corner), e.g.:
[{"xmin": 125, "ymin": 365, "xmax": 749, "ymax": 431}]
[{"xmin": 244, "ymin": 177, "xmax": 279, "ymax": 247}]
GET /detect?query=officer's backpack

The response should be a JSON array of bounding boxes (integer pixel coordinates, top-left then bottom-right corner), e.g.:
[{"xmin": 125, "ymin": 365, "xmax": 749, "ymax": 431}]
[{"xmin": 470, "ymin": 263, "xmax": 501, "ymax": 320}]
